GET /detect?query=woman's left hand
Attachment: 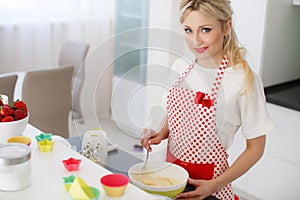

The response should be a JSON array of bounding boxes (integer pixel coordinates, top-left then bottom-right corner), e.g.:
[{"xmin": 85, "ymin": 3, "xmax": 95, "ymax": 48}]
[{"xmin": 175, "ymin": 178, "xmax": 217, "ymax": 200}]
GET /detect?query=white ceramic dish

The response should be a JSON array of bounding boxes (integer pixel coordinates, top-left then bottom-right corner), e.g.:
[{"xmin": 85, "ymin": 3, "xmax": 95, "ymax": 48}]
[
  {"xmin": 128, "ymin": 161, "xmax": 188, "ymax": 198},
  {"xmin": 0, "ymin": 115, "xmax": 29, "ymax": 144}
]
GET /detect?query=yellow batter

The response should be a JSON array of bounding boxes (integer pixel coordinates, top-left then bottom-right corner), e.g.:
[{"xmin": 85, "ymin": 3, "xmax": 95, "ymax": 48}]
[{"xmin": 132, "ymin": 173, "xmax": 179, "ymax": 187}]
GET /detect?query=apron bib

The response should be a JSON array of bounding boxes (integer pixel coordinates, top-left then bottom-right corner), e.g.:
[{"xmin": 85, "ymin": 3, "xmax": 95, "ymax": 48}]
[{"xmin": 166, "ymin": 57, "xmax": 235, "ymax": 199}]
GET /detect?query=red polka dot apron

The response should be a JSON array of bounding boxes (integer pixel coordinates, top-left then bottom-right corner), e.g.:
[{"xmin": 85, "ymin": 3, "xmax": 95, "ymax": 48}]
[{"xmin": 166, "ymin": 57, "xmax": 235, "ymax": 199}]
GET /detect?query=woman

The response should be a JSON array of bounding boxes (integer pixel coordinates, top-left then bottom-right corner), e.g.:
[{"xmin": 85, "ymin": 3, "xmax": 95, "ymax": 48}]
[{"xmin": 141, "ymin": 0, "xmax": 274, "ymax": 199}]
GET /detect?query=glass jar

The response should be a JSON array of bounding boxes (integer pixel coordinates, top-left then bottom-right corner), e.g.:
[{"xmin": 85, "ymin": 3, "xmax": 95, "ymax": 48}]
[{"xmin": 0, "ymin": 143, "xmax": 31, "ymax": 191}]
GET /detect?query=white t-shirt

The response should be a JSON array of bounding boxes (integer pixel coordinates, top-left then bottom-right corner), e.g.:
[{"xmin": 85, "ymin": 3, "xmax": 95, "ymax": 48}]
[{"xmin": 164, "ymin": 58, "xmax": 274, "ymax": 150}]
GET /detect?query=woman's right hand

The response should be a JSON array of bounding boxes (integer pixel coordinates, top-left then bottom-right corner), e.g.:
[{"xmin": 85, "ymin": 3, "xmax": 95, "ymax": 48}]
[{"xmin": 140, "ymin": 128, "xmax": 163, "ymax": 152}]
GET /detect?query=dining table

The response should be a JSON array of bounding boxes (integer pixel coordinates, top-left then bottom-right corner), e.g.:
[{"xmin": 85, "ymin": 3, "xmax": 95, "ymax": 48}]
[{"xmin": 0, "ymin": 124, "xmax": 157, "ymax": 200}]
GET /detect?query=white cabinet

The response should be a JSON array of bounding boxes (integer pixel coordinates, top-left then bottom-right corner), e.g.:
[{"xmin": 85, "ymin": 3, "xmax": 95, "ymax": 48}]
[
  {"xmin": 294, "ymin": 0, "xmax": 300, "ymax": 5},
  {"xmin": 262, "ymin": 0, "xmax": 300, "ymax": 86},
  {"xmin": 229, "ymin": 103, "xmax": 300, "ymax": 199}
]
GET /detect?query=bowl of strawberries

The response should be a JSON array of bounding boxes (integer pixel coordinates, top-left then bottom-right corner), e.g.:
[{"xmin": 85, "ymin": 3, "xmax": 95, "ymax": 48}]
[{"xmin": 0, "ymin": 96, "xmax": 29, "ymax": 144}]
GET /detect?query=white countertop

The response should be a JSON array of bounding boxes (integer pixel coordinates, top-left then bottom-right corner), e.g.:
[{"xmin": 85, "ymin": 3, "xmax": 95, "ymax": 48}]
[{"xmin": 0, "ymin": 124, "xmax": 156, "ymax": 200}]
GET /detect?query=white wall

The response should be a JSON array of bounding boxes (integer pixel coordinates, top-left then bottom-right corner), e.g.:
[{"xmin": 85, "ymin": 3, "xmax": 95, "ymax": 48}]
[
  {"xmin": 261, "ymin": 0, "xmax": 300, "ymax": 86},
  {"xmin": 231, "ymin": 0, "xmax": 268, "ymax": 74}
]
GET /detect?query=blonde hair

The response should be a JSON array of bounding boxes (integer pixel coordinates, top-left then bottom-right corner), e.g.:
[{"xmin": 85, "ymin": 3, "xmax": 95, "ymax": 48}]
[{"xmin": 180, "ymin": 0, "xmax": 253, "ymax": 95}]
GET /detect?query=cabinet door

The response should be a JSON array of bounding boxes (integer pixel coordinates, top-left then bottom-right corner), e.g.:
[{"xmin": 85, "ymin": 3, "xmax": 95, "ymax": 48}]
[{"xmin": 114, "ymin": 0, "xmax": 149, "ymax": 83}]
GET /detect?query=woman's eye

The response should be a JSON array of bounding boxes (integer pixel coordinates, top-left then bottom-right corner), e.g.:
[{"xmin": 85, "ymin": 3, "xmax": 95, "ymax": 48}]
[
  {"xmin": 201, "ymin": 28, "xmax": 211, "ymax": 33},
  {"xmin": 184, "ymin": 28, "xmax": 192, "ymax": 33}
]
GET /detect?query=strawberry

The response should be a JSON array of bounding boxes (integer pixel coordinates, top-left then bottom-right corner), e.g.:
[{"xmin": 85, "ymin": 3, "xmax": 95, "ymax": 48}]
[
  {"xmin": 7, "ymin": 104, "xmax": 14, "ymax": 115},
  {"xmin": 0, "ymin": 99, "xmax": 28, "ymax": 122},
  {"xmin": 2, "ymin": 116, "xmax": 14, "ymax": 122},
  {"xmin": 13, "ymin": 100, "xmax": 28, "ymax": 114},
  {"xmin": 14, "ymin": 109, "xmax": 27, "ymax": 120},
  {"xmin": 0, "ymin": 105, "xmax": 14, "ymax": 117},
  {"xmin": 0, "ymin": 99, "xmax": 3, "ymax": 107}
]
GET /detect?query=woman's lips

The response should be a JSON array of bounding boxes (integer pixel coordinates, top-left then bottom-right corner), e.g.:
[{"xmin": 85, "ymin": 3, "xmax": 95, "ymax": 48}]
[{"xmin": 194, "ymin": 47, "xmax": 208, "ymax": 53}]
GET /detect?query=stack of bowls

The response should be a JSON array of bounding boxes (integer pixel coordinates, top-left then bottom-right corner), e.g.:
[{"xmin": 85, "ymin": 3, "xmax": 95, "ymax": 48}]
[{"xmin": 35, "ymin": 133, "xmax": 55, "ymax": 152}]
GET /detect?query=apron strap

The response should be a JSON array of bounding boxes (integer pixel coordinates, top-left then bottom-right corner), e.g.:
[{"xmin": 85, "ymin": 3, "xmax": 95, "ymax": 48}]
[
  {"xmin": 174, "ymin": 62, "xmax": 195, "ymax": 87},
  {"xmin": 209, "ymin": 57, "xmax": 228, "ymax": 100}
]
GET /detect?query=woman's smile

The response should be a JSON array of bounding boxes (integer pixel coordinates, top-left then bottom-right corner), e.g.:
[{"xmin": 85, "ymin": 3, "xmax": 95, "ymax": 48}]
[{"xmin": 194, "ymin": 46, "xmax": 208, "ymax": 53}]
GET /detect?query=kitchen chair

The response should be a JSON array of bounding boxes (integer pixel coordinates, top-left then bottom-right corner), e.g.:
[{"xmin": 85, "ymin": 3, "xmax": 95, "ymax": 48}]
[
  {"xmin": 22, "ymin": 66, "xmax": 74, "ymax": 138},
  {"xmin": 0, "ymin": 74, "xmax": 18, "ymax": 103},
  {"xmin": 58, "ymin": 40, "xmax": 90, "ymax": 123}
]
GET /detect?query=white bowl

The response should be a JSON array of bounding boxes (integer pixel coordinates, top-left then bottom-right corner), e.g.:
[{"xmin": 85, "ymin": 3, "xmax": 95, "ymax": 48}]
[
  {"xmin": 128, "ymin": 161, "xmax": 188, "ymax": 198},
  {"xmin": 0, "ymin": 115, "xmax": 29, "ymax": 144}
]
